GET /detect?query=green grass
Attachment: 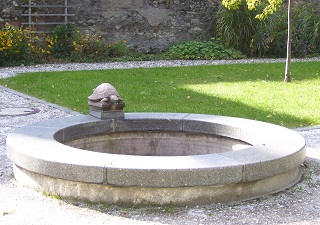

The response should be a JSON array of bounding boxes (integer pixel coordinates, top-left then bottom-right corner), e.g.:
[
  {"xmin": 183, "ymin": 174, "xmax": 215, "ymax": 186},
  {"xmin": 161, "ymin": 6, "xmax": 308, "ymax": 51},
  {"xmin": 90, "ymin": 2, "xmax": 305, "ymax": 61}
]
[{"xmin": 0, "ymin": 61, "xmax": 319, "ymax": 128}]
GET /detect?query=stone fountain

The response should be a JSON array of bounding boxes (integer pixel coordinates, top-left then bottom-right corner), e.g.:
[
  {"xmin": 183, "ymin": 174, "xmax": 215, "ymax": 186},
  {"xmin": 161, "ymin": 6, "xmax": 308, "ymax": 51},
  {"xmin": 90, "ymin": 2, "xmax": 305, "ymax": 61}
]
[{"xmin": 7, "ymin": 83, "xmax": 306, "ymax": 206}]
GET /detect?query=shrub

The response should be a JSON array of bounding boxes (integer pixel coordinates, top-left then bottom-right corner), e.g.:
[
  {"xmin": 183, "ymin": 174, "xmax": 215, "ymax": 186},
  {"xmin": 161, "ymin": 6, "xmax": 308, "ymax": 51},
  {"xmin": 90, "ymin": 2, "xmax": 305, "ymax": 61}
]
[
  {"xmin": 70, "ymin": 36, "xmax": 128, "ymax": 62},
  {"xmin": 216, "ymin": 0, "xmax": 320, "ymax": 58},
  {"xmin": 215, "ymin": 2, "xmax": 269, "ymax": 57},
  {"xmin": 108, "ymin": 40, "xmax": 128, "ymax": 58},
  {"xmin": 46, "ymin": 24, "xmax": 129, "ymax": 62},
  {"xmin": 0, "ymin": 25, "xmax": 31, "ymax": 66},
  {"xmin": 47, "ymin": 24, "xmax": 82, "ymax": 58},
  {"xmin": 70, "ymin": 33, "xmax": 111, "ymax": 62},
  {"xmin": 0, "ymin": 24, "xmax": 130, "ymax": 66},
  {"xmin": 264, "ymin": 0, "xmax": 320, "ymax": 57},
  {"xmin": 0, "ymin": 25, "xmax": 50, "ymax": 66},
  {"xmin": 166, "ymin": 39, "xmax": 245, "ymax": 60}
]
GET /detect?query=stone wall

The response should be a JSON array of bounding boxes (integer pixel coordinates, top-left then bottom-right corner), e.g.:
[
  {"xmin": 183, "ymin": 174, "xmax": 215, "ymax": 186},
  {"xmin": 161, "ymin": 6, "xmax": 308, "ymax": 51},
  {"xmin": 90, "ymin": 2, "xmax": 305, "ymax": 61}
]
[
  {"xmin": 0, "ymin": 0, "xmax": 22, "ymax": 27},
  {"xmin": 1, "ymin": 0, "xmax": 216, "ymax": 52}
]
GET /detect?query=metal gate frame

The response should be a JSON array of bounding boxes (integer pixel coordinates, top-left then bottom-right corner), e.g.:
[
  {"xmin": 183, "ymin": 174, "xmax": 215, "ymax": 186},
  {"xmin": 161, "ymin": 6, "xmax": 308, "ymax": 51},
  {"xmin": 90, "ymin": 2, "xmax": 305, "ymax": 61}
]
[{"xmin": 21, "ymin": 0, "xmax": 75, "ymax": 33}]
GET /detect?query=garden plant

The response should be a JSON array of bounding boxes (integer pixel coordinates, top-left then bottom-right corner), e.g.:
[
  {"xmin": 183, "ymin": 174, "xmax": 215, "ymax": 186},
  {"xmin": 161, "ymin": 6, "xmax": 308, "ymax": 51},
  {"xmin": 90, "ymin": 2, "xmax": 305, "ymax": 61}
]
[
  {"xmin": 0, "ymin": 24, "xmax": 129, "ymax": 66},
  {"xmin": 216, "ymin": 0, "xmax": 320, "ymax": 58}
]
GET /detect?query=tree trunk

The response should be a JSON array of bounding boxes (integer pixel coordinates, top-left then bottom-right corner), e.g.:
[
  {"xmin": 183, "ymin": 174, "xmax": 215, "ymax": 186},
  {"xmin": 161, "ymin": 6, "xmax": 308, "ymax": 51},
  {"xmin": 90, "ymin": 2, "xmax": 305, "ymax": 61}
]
[{"xmin": 284, "ymin": 0, "xmax": 292, "ymax": 82}]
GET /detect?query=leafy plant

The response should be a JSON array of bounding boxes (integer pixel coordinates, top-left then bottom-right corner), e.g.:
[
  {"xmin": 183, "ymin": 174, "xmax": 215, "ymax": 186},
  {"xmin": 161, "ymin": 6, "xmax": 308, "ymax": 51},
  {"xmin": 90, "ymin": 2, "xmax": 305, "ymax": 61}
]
[
  {"xmin": 216, "ymin": 0, "xmax": 320, "ymax": 57},
  {"xmin": 70, "ymin": 33, "xmax": 111, "ymax": 62},
  {"xmin": 215, "ymin": 1, "xmax": 270, "ymax": 57},
  {"xmin": 108, "ymin": 40, "xmax": 128, "ymax": 58},
  {"xmin": 166, "ymin": 39, "xmax": 245, "ymax": 60},
  {"xmin": 0, "ymin": 25, "xmax": 31, "ymax": 66},
  {"xmin": 48, "ymin": 24, "xmax": 82, "ymax": 58},
  {"xmin": 0, "ymin": 25, "xmax": 50, "ymax": 66},
  {"xmin": 265, "ymin": 0, "xmax": 320, "ymax": 57},
  {"xmin": 221, "ymin": 0, "xmax": 282, "ymax": 20},
  {"xmin": 42, "ymin": 190, "xmax": 62, "ymax": 200},
  {"xmin": 46, "ymin": 25, "xmax": 129, "ymax": 62}
]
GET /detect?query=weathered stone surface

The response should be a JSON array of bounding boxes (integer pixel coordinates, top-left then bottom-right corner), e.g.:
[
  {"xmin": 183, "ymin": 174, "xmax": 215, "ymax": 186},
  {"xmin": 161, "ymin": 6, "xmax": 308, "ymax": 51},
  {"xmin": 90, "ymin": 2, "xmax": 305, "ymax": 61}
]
[
  {"xmin": 0, "ymin": 0, "xmax": 216, "ymax": 52},
  {"xmin": 65, "ymin": 131, "xmax": 250, "ymax": 156},
  {"xmin": 7, "ymin": 111, "xmax": 306, "ymax": 205},
  {"xmin": 12, "ymin": 165, "xmax": 302, "ymax": 206}
]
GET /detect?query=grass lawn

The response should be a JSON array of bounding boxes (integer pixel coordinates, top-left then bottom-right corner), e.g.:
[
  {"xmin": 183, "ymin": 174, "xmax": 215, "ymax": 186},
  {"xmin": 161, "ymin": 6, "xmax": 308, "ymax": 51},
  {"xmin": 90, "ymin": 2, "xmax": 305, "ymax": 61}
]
[{"xmin": 0, "ymin": 61, "xmax": 319, "ymax": 128}]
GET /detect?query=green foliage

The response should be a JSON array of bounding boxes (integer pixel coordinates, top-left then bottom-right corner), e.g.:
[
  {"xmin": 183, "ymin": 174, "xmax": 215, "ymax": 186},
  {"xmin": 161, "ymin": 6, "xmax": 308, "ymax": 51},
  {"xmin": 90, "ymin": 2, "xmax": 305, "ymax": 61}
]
[
  {"xmin": 48, "ymin": 24, "xmax": 82, "ymax": 58},
  {"xmin": 47, "ymin": 25, "xmax": 129, "ymax": 62},
  {"xmin": 216, "ymin": 0, "xmax": 320, "ymax": 58},
  {"xmin": 69, "ymin": 33, "xmax": 111, "ymax": 62},
  {"xmin": 264, "ymin": 0, "xmax": 320, "ymax": 57},
  {"xmin": 0, "ymin": 26, "xmax": 31, "ymax": 66},
  {"xmin": 0, "ymin": 24, "xmax": 131, "ymax": 66},
  {"xmin": 108, "ymin": 40, "xmax": 128, "ymax": 58},
  {"xmin": 216, "ymin": 2, "xmax": 269, "ymax": 56},
  {"xmin": 0, "ymin": 26, "xmax": 30, "ymax": 65},
  {"xmin": 222, "ymin": 0, "xmax": 282, "ymax": 20},
  {"xmin": 0, "ymin": 25, "xmax": 50, "ymax": 66},
  {"xmin": 42, "ymin": 191, "xmax": 62, "ymax": 200},
  {"xmin": 166, "ymin": 39, "xmax": 245, "ymax": 60}
]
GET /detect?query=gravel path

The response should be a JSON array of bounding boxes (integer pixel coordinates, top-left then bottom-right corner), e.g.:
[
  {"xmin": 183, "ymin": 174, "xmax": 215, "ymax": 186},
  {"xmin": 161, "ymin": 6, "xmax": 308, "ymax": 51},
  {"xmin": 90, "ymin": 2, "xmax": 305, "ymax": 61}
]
[
  {"xmin": 1, "ymin": 59, "xmax": 320, "ymax": 225},
  {"xmin": 1, "ymin": 58, "xmax": 319, "ymax": 78}
]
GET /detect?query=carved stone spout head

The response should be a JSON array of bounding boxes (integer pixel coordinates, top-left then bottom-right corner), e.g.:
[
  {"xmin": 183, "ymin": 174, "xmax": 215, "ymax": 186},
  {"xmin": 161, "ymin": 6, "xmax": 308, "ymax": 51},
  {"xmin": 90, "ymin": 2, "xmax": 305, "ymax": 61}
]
[{"xmin": 88, "ymin": 83, "xmax": 125, "ymax": 119}]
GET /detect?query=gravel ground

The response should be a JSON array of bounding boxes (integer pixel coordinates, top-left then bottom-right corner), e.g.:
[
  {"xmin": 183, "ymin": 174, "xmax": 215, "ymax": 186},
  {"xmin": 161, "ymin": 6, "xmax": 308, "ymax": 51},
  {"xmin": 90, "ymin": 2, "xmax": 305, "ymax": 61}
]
[
  {"xmin": 0, "ymin": 58, "xmax": 319, "ymax": 78},
  {"xmin": 1, "ymin": 59, "xmax": 320, "ymax": 225}
]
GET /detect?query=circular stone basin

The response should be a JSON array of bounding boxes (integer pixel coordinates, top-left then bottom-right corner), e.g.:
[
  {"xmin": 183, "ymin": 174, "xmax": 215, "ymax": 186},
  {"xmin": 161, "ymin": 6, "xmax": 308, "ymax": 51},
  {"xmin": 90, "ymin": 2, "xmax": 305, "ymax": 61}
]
[
  {"xmin": 7, "ymin": 113, "xmax": 306, "ymax": 206},
  {"xmin": 64, "ymin": 131, "xmax": 251, "ymax": 156}
]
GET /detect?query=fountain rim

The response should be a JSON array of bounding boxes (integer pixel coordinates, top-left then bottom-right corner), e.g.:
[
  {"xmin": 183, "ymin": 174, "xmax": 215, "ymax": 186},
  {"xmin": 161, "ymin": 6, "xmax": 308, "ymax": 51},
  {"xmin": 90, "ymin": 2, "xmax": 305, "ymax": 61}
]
[{"xmin": 7, "ymin": 112, "xmax": 306, "ymax": 189}]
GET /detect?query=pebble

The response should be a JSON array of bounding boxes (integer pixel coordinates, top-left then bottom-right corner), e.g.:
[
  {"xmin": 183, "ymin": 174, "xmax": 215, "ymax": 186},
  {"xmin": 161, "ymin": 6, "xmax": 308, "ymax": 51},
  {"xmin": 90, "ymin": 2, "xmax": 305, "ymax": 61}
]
[{"xmin": 1, "ymin": 58, "xmax": 320, "ymax": 79}]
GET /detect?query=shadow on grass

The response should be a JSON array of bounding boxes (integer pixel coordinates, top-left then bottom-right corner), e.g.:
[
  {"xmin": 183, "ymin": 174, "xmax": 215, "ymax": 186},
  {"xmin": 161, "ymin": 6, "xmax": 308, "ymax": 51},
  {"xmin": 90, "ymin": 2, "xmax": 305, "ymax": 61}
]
[
  {"xmin": 0, "ymin": 61, "xmax": 318, "ymax": 128},
  {"xmin": 122, "ymin": 85, "xmax": 312, "ymax": 128}
]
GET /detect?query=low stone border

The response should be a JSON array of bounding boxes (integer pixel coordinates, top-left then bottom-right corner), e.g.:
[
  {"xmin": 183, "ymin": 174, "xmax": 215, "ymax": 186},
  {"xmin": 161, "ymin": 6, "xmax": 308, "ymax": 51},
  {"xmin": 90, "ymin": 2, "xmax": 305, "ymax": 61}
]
[{"xmin": 7, "ymin": 113, "xmax": 306, "ymax": 205}]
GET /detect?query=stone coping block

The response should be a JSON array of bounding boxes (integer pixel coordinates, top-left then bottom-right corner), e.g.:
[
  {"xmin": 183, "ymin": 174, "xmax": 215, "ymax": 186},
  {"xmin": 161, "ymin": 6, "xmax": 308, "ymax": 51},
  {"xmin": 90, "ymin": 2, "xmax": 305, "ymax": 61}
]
[{"xmin": 7, "ymin": 113, "xmax": 306, "ymax": 205}]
